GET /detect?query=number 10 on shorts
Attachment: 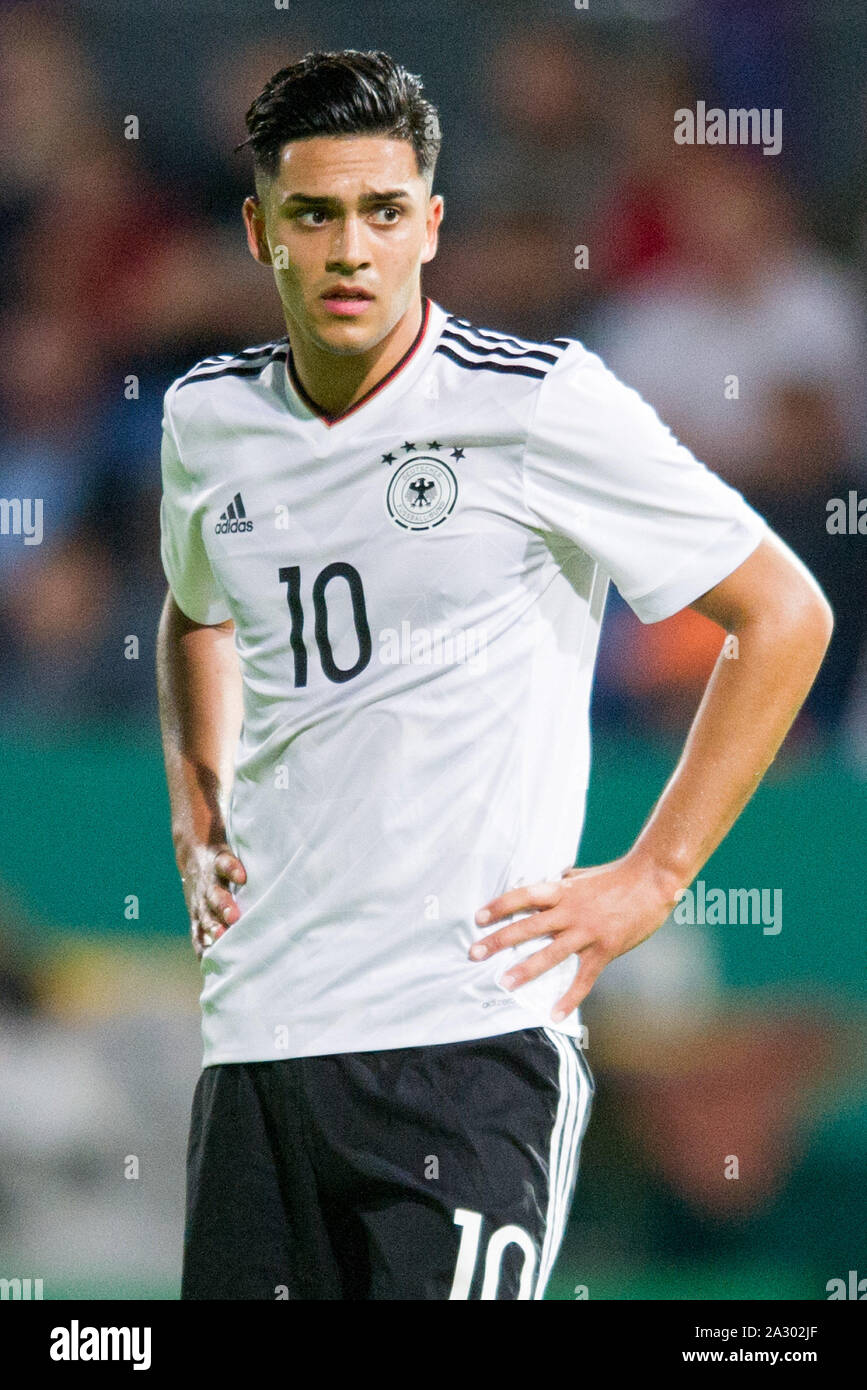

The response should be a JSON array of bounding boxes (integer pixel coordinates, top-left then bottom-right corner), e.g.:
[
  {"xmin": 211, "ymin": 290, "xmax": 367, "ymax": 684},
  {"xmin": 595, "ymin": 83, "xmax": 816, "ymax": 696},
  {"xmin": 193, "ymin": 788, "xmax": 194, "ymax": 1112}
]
[{"xmin": 449, "ymin": 1208, "xmax": 537, "ymax": 1300}]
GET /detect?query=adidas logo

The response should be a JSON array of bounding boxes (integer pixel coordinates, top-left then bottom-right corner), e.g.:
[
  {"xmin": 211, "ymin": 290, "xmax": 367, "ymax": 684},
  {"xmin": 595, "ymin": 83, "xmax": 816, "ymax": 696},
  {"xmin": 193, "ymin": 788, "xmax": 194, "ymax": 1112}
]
[{"xmin": 215, "ymin": 492, "xmax": 254, "ymax": 534}]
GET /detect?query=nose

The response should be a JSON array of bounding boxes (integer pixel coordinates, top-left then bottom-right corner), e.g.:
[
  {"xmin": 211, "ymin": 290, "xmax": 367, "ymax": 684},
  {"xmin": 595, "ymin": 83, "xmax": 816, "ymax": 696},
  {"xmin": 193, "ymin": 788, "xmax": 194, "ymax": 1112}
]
[{"xmin": 326, "ymin": 213, "xmax": 370, "ymax": 271}]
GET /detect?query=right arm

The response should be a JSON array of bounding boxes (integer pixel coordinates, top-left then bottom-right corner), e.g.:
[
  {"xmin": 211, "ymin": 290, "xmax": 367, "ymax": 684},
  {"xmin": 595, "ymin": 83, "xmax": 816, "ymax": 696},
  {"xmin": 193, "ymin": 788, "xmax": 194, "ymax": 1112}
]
[{"xmin": 156, "ymin": 589, "xmax": 246, "ymax": 958}]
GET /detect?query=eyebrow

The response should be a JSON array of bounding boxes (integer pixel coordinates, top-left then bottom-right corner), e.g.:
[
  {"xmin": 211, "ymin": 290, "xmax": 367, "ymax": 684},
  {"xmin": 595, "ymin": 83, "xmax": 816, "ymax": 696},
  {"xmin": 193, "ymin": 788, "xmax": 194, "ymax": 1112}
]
[{"xmin": 278, "ymin": 189, "xmax": 413, "ymax": 210}]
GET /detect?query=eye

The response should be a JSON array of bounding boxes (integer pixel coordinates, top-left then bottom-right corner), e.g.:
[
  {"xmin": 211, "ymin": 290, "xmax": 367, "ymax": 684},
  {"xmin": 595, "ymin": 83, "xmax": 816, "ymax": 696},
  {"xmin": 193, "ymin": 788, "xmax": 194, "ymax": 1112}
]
[
  {"xmin": 297, "ymin": 209, "xmax": 329, "ymax": 226},
  {"xmin": 374, "ymin": 206, "xmax": 402, "ymax": 223}
]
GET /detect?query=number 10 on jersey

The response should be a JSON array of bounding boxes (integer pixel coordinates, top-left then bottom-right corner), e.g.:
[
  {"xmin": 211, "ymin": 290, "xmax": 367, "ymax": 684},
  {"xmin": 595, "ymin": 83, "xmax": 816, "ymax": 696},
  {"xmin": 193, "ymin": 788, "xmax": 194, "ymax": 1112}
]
[{"xmin": 279, "ymin": 562, "xmax": 372, "ymax": 686}]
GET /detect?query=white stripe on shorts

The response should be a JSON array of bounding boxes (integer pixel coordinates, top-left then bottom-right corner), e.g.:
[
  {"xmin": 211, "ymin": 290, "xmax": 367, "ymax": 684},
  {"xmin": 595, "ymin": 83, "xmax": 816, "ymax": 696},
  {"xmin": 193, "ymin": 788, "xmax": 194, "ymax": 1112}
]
[{"xmin": 534, "ymin": 1030, "xmax": 592, "ymax": 1300}]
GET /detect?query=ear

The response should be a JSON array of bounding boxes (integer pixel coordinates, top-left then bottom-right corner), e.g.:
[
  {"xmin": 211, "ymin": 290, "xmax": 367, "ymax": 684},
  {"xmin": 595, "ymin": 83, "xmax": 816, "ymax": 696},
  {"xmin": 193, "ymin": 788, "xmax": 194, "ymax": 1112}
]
[
  {"xmin": 242, "ymin": 195, "xmax": 273, "ymax": 266},
  {"xmin": 421, "ymin": 192, "xmax": 444, "ymax": 266}
]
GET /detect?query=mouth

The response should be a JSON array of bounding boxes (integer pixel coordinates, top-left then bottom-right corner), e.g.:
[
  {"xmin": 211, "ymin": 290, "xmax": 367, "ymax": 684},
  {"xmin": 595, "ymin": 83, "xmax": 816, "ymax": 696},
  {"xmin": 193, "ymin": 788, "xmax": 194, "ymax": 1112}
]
[{"xmin": 320, "ymin": 287, "xmax": 375, "ymax": 317}]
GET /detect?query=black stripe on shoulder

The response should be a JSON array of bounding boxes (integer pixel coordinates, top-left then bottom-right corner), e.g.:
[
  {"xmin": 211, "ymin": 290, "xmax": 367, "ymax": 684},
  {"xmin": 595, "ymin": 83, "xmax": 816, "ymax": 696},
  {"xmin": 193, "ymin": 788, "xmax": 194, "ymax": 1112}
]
[
  {"xmin": 441, "ymin": 326, "xmax": 561, "ymax": 366},
  {"xmin": 195, "ymin": 340, "xmax": 288, "ymax": 368},
  {"xmin": 175, "ymin": 339, "xmax": 288, "ymax": 392},
  {"xmin": 434, "ymin": 343, "xmax": 547, "ymax": 380},
  {"xmin": 446, "ymin": 314, "xmax": 573, "ymax": 352},
  {"xmin": 174, "ymin": 360, "xmax": 280, "ymax": 392}
]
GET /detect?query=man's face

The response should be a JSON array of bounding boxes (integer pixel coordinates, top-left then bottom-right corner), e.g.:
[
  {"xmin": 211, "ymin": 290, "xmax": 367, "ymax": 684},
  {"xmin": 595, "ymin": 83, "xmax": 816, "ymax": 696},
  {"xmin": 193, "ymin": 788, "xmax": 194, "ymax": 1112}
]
[{"xmin": 242, "ymin": 135, "xmax": 443, "ymax": 355}]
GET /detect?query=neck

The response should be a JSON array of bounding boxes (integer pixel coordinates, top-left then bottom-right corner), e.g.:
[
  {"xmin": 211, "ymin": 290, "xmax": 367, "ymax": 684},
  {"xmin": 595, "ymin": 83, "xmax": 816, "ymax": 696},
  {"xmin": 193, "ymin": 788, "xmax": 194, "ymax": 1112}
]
[{"xmin": 288, "ymin": 294, "xmax": 425, "ymax": 418}]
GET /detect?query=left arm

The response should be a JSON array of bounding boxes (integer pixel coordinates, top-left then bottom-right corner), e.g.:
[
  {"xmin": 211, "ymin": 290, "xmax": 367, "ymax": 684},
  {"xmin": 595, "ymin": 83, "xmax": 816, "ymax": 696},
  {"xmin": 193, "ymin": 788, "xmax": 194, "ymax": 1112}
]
[{"xmin": 469, "ymin": 532, "xmax": 834, "ymax": 1020}]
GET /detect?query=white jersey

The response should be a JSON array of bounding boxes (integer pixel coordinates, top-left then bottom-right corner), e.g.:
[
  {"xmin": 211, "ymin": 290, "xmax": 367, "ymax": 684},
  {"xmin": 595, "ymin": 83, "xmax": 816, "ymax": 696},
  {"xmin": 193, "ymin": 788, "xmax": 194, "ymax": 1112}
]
[{"xmin": 160, "ymin": 297, "xmax": 767, "ymax": 1066}]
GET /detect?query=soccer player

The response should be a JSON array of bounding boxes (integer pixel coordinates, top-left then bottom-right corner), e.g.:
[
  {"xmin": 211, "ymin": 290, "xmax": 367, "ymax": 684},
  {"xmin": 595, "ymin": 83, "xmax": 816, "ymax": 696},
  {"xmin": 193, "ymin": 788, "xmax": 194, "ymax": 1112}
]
[{"xmin": 156, "ymin": 50, "xmax": 832, "ymax": 1300}]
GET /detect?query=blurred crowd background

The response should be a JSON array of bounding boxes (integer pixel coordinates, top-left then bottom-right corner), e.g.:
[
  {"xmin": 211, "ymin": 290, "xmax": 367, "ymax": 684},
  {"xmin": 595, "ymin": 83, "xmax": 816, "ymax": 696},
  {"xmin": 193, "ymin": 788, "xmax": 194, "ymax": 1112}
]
[{"xmin": 0, "ymin": 0, "xmax": 865, "ymax": 1300}]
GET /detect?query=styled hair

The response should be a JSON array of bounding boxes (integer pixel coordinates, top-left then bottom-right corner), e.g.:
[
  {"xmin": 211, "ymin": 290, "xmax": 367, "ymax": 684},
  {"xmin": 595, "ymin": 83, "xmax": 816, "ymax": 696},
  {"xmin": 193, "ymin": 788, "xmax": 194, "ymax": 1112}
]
[{"xmin": 237, "ymin": 49, "xmax": 442, "ymax": 186}]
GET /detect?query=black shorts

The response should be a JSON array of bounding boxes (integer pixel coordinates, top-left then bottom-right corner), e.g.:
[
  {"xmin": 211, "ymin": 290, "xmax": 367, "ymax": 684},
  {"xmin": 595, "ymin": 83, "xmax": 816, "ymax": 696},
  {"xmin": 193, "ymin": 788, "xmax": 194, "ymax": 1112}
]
[{"xmin": 181, "ymin": 1025, "xmax": 594, "ymax": 1301}]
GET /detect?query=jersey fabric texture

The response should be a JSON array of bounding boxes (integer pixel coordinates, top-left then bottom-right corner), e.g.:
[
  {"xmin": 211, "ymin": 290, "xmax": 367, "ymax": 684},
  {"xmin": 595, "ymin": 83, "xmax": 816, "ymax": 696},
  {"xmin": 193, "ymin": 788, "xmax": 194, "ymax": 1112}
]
[
  {"xmin": 181, "ymin": 1025, "xmax": 594, "ymax": 1300},
  {"xmin": 160, "ymin": 296, "xmax": 768, "ymax": 1066}
]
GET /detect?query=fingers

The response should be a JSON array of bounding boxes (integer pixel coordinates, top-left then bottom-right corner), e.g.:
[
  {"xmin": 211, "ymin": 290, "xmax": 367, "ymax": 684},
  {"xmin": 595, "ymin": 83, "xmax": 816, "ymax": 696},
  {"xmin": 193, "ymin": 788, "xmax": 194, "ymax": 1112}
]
[
  {"xmin": 192, "ymin": 915, "xmax": 225, "ymax": 958},
  {"xmin": 214, "ymin": 851, "xmax": 247, "ymax": 886},
  {"xmin": 208, "ymin": 849, "xmax": 246, "ymax": 927},
  {"xmin": 474, "ymin": 878, "xmax": 560, "ymax": 929},
  {"xmin": 498, "ymin": 938, "xmax": 578, "ymax": 991},
  {"xmin": 469, "ymin": 912, "xmax": 561, "ymax": 960},
  {"xmin": 206, "ymin": 882, "xmax": 241, "ymax": 926},
  {"xmin": 470, "ymin": 879, "xmax": 563, "ymax": 960},
  {"xmin": 200, "ymin": 893, "xmax": 230, "ymax": 937},
  {"xmin": 188, "ymin": 849, "xmax": 247, "ymax": 959},
  {"xmin": 551, "ymin": 952, "xmax": 605, "ymax": 1020}
]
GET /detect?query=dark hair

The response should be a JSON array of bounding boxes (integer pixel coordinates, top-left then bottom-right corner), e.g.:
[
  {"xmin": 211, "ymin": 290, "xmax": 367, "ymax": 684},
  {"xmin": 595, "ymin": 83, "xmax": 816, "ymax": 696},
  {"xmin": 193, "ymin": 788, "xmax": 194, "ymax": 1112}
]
[{"xmin": 236, "ymin": 49, "xmax": 442, "ymax": 186}]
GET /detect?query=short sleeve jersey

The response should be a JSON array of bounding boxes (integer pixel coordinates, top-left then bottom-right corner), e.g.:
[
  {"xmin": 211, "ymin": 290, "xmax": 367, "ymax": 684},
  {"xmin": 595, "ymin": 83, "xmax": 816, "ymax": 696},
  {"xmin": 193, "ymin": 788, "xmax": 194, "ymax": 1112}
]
[{"xmin": 160, "ymin": 297, "xmax": 768, "ymax": 1065}]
